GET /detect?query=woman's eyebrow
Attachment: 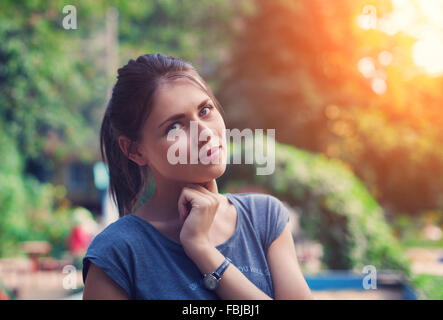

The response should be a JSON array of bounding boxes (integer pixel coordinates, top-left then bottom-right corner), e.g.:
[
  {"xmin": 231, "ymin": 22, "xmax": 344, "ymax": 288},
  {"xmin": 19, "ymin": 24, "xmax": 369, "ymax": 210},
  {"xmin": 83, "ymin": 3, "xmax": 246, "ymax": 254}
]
[{"xmin": 157, "ymin": 98, "xmax": 211, "ymax": 128}]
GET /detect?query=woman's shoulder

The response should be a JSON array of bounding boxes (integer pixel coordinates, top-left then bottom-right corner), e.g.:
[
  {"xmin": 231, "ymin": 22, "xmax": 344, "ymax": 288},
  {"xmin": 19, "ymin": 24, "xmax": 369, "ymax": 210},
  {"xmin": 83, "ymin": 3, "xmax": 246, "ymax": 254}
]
[
  {"xmin": 82, "ymin": 216, "xmax": 137, "ymax": 298},
  {"xmin": 87, "ymin": 215, "xmax": 140, "ymax": 249},
  {"xmin": 227, "ymin": 192, "xmax": 284, "ymax": 211},
  {"xmin": 228, "ymin": 192, "xmax": 290, "ymax": 225},
  {"xmin": 227, "ymin": 192, "xmax": 291, "ymax": 252}
]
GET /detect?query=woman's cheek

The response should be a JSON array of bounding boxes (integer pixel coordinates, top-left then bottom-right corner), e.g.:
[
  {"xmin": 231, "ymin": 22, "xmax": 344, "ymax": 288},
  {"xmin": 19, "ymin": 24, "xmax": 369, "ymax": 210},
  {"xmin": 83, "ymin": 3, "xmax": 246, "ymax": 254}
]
[{"xmin": 163, "ymin": 137, "xmax": 189, "ymax": 164}]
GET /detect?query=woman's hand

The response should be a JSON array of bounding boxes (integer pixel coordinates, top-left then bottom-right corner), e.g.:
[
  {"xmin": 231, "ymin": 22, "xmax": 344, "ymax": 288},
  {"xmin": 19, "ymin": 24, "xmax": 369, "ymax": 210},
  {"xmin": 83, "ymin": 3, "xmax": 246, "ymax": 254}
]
[{"xmin": 178, "ymin": 180, "xmax": 220, "ymax": 250}]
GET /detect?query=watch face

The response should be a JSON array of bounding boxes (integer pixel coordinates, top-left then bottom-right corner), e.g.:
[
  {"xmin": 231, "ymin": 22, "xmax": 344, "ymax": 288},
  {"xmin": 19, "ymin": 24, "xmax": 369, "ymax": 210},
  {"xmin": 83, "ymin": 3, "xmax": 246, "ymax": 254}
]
[{"xmin": 204, "ymin": 274, "xmax": 218, "ymax": 290}]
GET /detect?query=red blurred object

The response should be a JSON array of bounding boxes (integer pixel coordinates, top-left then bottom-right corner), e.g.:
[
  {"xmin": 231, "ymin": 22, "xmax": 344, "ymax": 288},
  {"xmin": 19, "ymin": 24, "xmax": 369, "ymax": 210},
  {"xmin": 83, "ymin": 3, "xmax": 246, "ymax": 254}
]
[
  {"xmin": 0, "ymin": 289, "xmax": 10, "ymax": 300},
  {"xmin": 67, "ymin": 225, "xmax": 92, "ymax": 254}
]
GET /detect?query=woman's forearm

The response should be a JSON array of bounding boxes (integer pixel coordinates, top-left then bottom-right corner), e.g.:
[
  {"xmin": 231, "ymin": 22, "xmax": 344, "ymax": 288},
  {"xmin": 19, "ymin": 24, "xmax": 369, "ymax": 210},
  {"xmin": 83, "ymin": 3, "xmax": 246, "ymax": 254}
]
[{"xmin": 183, "ymin": 243, "xmax": 273, "ymax": 300}]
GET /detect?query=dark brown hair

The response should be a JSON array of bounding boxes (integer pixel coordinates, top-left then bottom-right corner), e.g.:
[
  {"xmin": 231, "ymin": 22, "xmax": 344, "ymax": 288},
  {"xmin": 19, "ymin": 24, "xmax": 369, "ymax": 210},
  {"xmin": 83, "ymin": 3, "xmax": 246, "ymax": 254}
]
[{"xmin": 100, "ymin": 53, "xmax": 225, "ymax": 217}]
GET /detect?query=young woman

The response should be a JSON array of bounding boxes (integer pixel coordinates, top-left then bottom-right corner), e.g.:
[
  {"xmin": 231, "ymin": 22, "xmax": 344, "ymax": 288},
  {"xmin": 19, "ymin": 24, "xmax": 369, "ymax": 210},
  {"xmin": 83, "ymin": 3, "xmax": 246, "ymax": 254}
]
[{"xmin": 82, "ymin": 53, "xmax": 313, "ymax": 300}]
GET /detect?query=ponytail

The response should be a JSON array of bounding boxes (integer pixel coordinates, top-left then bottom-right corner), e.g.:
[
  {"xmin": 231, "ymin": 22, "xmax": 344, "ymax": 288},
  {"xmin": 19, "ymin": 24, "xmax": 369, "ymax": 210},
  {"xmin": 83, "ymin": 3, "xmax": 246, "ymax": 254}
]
[{"xmin": 100, "ymin": 108, "xmax": 147, "ymax": 217}]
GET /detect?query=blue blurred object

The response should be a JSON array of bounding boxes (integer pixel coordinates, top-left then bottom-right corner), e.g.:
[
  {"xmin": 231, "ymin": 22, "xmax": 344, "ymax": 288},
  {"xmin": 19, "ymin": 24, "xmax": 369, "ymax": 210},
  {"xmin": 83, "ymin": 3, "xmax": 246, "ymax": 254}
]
[
  {"xmin": 304, "ymin": 271, "xmax": 418, "ymax": 300},
  {"xmin": 93, "ymin": 161, "xmax": 109, "ymax": 190},
  {"xmin": 305, "ymin": 271, "xmax": 365, "ymax": 290}
]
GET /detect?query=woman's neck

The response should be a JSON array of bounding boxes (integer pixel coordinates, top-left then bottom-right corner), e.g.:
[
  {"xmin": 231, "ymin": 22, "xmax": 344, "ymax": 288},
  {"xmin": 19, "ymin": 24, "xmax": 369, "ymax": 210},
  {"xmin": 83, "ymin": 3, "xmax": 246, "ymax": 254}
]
[{"xmin": 137, "ymin": 177, "xmax": 219, "ymax": 223}]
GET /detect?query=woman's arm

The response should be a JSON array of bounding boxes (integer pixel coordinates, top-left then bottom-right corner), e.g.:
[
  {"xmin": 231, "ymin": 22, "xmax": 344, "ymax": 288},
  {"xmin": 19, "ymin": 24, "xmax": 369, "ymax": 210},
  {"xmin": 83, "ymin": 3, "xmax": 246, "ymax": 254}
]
[
  {"xmin": 82, "ymin": 262, "xmax": 130, "ymax": 300},
  {"xmin": 184, "ymin": 243, "xmax": 273, "ymax": 300},
  {"xmin": 185, "ymin": 223, "xmax": 315, "ymax": 300},
  {"xmin": 266, "ymin": 223, "xmax": 314, "ymax": 299},
  {"xmin": 179, "ymin": 183, "xmax": 273, "ymax": 299}
]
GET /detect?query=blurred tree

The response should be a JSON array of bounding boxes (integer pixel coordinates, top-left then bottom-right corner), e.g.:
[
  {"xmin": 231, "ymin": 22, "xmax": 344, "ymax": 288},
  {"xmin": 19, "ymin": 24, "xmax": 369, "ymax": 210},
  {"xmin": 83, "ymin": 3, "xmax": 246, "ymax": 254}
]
[
  {"xmin": 0, "ymin": 0, "xmax": 251, "ymax": 256},
  {"xmin": 218, "ymin": 0, "xmax": 443, "ymax": 215},
  {"xmin": 0, "ymin": 0, "xmax": 249, "ymax": 173},
  {"xmin": 218, "ymin": 137, "xmax": 411, "ymax": 273}
]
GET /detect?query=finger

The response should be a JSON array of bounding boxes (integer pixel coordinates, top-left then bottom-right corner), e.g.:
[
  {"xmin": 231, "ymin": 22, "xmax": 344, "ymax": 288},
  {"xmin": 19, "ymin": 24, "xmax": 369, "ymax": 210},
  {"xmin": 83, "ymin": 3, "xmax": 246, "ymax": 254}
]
[
  {"xmin": 185, "ymin": 184, "xmax": 218, "ymax": 204},
  {"xmin": 182, "ymin": 185, "xmax": 220, "ymax": 216},
  {"xmin": 197, "ymin": 180, "xmax": 218, "ymax": 194},
  {"xmin": 178, "ymin": 188, "xmax": 199, "ymax": 223}
]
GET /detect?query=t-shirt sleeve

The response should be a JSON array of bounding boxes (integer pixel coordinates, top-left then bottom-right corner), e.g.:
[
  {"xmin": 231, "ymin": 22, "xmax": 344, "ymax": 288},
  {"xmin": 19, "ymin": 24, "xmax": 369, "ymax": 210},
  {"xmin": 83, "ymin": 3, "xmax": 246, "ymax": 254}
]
[
  {"xmin": 262, "ymin": 195, "xmax": 291, "ymax": 252},
  {"xmin": 82, "ymin": 231, "xmax": 133, "ymax": 298}
]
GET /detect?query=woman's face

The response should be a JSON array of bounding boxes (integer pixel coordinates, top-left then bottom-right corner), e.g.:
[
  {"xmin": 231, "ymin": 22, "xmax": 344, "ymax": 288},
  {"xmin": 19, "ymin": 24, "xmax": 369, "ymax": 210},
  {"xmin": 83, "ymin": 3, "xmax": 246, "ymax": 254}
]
[{"xmin": 138, "ymin": 75, "xmax": 227, "ymax": 184}]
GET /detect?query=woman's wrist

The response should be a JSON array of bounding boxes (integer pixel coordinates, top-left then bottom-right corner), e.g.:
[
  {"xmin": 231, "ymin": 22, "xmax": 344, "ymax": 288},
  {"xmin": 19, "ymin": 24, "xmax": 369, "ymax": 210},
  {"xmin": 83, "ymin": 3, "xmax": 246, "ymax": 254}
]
[
  {"xmin": 182, "ymin": 239, "xmax": 213, "ymax": 259},
  {"xmin": 182, "ymin": 242, "xmax": 226, "ymax": 276},
  {"xmin": 181, "ymin": 237, "xmax": 210, "ymax": 254}
]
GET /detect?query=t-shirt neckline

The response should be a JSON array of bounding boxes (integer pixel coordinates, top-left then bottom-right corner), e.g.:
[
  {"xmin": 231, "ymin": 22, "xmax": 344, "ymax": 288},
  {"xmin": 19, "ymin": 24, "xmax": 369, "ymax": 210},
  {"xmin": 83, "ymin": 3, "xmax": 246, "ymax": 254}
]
[{"xmin": 128, "ymin": 192, "xmax": 240, "ymax": 250}]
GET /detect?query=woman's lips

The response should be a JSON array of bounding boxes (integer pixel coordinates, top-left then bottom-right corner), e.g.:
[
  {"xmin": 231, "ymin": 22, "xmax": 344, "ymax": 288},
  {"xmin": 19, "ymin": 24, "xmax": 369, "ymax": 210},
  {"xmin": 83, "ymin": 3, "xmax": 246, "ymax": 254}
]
[{"xmin": 200, "ymin": 145, "xmax": 221, "ymax": 163}]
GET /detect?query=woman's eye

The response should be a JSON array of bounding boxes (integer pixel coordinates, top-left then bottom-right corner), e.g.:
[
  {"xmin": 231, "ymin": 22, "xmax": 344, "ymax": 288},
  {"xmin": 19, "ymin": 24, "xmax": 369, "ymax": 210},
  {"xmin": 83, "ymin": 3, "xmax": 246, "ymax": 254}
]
[
  {"xmin": 165, "ymin": 122, "xmax": 181, "ymax": 134},
  {"xmin": 165, "ymin": 105, "xmax": 214, "ymax": 135},
  {"xmin": 200, "ymin": 105, "xmax": 214, "ymax": 116}
]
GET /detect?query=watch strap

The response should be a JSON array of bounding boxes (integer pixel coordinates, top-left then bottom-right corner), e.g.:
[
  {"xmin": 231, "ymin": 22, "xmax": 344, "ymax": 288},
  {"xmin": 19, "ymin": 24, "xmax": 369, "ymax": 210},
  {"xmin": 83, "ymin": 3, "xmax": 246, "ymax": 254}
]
[{"xmin": 213, "ymin": 257, "xmax": 232, "ymax": 279}]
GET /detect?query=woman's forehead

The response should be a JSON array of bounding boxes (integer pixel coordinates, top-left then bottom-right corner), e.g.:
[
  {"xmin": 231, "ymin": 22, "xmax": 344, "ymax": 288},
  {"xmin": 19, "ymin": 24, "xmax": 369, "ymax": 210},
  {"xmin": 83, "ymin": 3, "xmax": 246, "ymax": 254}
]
[{"xmin": 149, "ymin": 79, "xmax": 210, "ymax": 121}]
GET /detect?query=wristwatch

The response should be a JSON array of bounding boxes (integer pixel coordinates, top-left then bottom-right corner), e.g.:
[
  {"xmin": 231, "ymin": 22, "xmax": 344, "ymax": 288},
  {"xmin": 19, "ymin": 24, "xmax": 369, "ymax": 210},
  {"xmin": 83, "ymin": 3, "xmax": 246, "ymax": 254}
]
[{"xmin": 203, "ymin": 257, "xmax": 232, "ymax": 290}]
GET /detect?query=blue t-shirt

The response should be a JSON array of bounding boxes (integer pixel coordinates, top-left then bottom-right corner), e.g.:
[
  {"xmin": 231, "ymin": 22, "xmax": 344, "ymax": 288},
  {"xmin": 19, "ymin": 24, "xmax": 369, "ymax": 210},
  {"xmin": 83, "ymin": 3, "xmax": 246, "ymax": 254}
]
[{"xmin": 82, "ymin": 192, "xmax": 291, "ymax": 299}]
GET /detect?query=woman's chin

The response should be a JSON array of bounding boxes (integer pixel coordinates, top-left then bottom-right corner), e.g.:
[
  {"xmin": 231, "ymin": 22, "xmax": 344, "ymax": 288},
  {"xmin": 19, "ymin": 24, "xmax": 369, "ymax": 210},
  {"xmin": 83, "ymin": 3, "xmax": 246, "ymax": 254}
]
[{"xmin": 186, "ymin": 163, "xmax": 226, "ymax": 182}]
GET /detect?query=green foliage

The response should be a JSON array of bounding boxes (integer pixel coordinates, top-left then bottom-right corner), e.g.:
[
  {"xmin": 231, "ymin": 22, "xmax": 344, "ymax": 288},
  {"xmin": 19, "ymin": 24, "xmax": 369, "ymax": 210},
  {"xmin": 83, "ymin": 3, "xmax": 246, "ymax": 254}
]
[
  {"xmin": 332, "ymin": 107, "xmax": 443, "ymax": 214},
  {"xmin": 392, "ymin": 212, "xmax": 443, "ymax": 248},
  {"xmin": 0, "ymin": 128, "xmax": 75, "ymax": 258},
  {"xmin": 0, "ymin": 0, "xmax": 245, "ymax": 258},
  {"xmin": 222, "ymin": 137, "xmax": 411, "ymax": 273},
  {"xmin": 0, "ymin": 176, "xmax": 76, "ymax": 258},
  {"xmin": 411, "ymin": 274, "xmax": 443, "ymax": 300},
  {"xmin": 0, "ymin": 11, "xmax": 100, "ymax": 162},
  {"xmin": 0, "ymin": 130, "xmax": 27, "ymax": 257}
]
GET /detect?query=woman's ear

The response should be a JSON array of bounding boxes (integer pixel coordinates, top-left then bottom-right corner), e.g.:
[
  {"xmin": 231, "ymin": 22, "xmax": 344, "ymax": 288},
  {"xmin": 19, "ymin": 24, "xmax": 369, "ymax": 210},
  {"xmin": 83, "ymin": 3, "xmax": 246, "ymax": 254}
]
[{"xmin": 118, "ymin": 135, "xmax": 147, "ymax": 166}]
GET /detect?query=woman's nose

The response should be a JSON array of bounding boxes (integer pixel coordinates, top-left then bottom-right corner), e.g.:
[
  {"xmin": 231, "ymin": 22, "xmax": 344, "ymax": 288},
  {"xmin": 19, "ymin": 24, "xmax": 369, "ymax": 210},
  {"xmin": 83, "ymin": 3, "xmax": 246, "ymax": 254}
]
[{"xmin": 196, "ymin": 122, "xmax": 215, "ymax": 147}]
